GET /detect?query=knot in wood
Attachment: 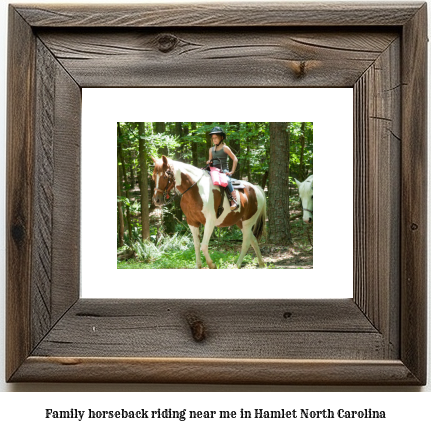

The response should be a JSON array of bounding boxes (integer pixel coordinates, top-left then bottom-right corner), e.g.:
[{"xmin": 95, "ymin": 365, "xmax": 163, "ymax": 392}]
[
  {"xmin": 157, "ymin": 34, "xmax": 179, "ymax": 53},
  {"xmin": 294, "ymin": 61, "xmax": 307, "ymax": 79},
  {"xmin": 11, "ymin": 222, "xmax": 26, "ymax": 246},
  {"xmin": 186, "ymin": 314, "xmax": 206, "ymax": 342},
  {"xmin": 288, "ymin": 60, "xmax": 320, "ymax": 79}
]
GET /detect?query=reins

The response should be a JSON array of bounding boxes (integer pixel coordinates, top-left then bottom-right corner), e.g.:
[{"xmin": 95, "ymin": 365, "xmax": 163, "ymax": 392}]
[
  {"xmin": 153, "ymin": 165, "xmax": 176, "ymax": 206},
  {"xmin": 156, "ymin": 164, "xmax": 205, "ymax": 205},
  {"xmin": 177, "ymin": 173, "xmax": 205, "ymax": 197}
]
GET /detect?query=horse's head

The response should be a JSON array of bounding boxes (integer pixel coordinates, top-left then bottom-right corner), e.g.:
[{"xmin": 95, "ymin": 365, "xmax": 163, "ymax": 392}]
[
  {"xmin": 295, "ymin": 175, "xmax": 313, "ymax": 224},
  {"xmin": 151, "ymin": 155, "xmax": 175, "ymax": 206}
]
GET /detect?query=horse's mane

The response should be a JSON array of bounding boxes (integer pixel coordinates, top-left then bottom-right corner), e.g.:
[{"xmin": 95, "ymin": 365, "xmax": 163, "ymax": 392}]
[{"xmin": 171, "ymin": 159, "xmax": 209, "ymax": 179}]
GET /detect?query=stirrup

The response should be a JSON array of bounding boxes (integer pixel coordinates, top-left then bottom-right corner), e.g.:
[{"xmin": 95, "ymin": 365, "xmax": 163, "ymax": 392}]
[
  {"xmin": 228, "ymin": 190, "xmax": 238, "ymax": 211},
  {"xmin": 230, "ymin": 199, "xmax": 239, "ymax": 211}
]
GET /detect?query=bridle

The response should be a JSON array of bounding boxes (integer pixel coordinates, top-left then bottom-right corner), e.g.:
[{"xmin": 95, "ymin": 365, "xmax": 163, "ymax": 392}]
[
  {"xmin": 299, "ymin": 196, "xmax": 313, "ymax": 215},
  {"xmin": 154, "ymin": 167, "xmax": 176, "ymax": 202},
  {"xmin": 154, "ymin": 165, "xmax": 204, "ymax": 203}
]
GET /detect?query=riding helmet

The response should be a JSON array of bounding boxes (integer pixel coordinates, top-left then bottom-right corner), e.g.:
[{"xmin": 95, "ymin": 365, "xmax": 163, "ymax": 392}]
[{"xmin": 209, "ymin": 126, "xmax": 226, "ymax": 140}]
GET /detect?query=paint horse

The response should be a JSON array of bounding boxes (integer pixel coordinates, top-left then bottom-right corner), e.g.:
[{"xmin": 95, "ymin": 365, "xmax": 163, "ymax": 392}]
[
  {"xmin": 152, "ymin": 155, "xmax": 266, "ymax": 269},
  {"xmin": 295, "ymin": 175, "xmax": 313, "ymax": 223}
]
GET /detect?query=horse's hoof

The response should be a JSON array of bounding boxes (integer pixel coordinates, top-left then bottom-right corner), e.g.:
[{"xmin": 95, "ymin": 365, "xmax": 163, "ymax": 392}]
[{"xmin": 208, "ymin": 262, "xmax": 216, "ymax": 269}]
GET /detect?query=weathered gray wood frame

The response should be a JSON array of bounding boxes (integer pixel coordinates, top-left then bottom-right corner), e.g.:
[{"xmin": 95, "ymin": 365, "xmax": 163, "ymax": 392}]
[{"xmin": 6, "ymin": 2, "xmax": 427, "ymax": 384}]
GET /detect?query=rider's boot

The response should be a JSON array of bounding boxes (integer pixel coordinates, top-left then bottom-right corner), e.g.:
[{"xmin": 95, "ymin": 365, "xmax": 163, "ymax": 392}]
[{"xmin": 229, "ymin": 190, "xmax": 239, "ymax": 211}]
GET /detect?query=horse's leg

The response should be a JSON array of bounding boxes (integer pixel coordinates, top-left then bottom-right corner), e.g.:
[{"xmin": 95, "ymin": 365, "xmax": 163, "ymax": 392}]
[
  {"xmin": 200, "ymin": 221, "xmax": 216, "ymax": 269},
  {"xmin": 236, "ymin": 221, "xmax": 253, "ymax": 269},
  {"xmin": 189, "ymin": 225, "xmax": 202, "ymax": 269},
  {"xmin": 250, "ymin": 233, "xmax": 265, "ymax": 268}
]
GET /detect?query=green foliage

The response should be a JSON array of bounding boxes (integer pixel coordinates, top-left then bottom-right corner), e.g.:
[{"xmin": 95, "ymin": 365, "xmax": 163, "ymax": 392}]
[
  {"xmin": 117, "ymin": 196, "xmax": 130, "ymax": 206},
  {"xmin": 127, "ymin": 232, "xmax": 193, "ymax": 262},
  {"xmin": 117, "ymin": 227, "xmax": 262, "ymax": 269},
  {"xmin": 117, "ymin": 121, "xmax": 312, "ymax": 181},
  {"xmin": 289, "ymin": 122, "xmax": 313, "ymax": 181},
  {"xmin": 117, "ymin": 121, "xmax": 313, "ymax": 267},
  {"xmin": 146, "ymin": 133, "xmax": 181, "ymax": 157},
  {"xmin": 117, "ymin": 246, "xmax": 257, "ymax": 269}
]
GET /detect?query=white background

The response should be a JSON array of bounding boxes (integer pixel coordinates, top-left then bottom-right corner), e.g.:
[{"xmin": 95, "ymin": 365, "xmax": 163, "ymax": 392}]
[
  {"xmin": 81, "ymin": 87, "xmax": 353, "ymax": 299},
  {"xmin": 0, "ymin": 0, "xmax": 430, "ymax": 422}
]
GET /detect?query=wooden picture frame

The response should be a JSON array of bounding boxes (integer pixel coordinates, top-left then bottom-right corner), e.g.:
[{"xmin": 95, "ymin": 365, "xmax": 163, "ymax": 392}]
[{"xmin": 6, "ymin": 2, "xmax": 427, "ymax": 385}]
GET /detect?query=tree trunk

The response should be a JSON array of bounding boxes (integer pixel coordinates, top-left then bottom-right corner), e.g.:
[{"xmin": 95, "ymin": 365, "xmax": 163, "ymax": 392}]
[
  {"xmin": 299, "ymin": 122, "xmax": 306, "ymax": 180},
  {"xmin": 261, "ymin": 170, "xmax": 269, "ymax": 190},
  {"xmin": 162, "ymin": 122, "xmax": 178, "ymax": 233},
  {"xmin": 173, "ymin": 120, "xmax": 184, "ymax": 220},
  {"xmin": 191, "ymin": 122, "xmax": 198, "ymax": 167},
  {"xmin": 117, "ymin": 161, "xmax": 124, "ymax": 247},
  {"xmin": 149, "ymin": 180, "xmax": 155, "ymax": 210},
  {"xmin": 267, "ymin": 122, "xmax": 291, "ymax": 244},
  {"xmin": 174, "ymin": 122, "xmax": 184, "ymax": 163},
  {"xmin": 175, "ymin": 122, "xmax": 182, "ymax": 138},
  {"xmin": 155, "ymin": 122, "xmax": 168, "ymax": 156},
  {"xmin": 229, "ymin": 122, "xmax": 240, "ymax": 177},
  {"xmin": 155, "ymin": 122, "xmax": 166, "ymax": 133},
  {"xmin": 138, "ymin": 122, "xmax": 150, "ymax": 241},
  {"xmin": 128, "ymin": 144, "xmax": 136, "ymax": 188},
  {"xmin": 205, "ymin": 121, "xmax": 212, "ymax": 151},
  {"xmin": 117, "ymin": 124, "xmax": 133, "ymax": 242},
  {"xmin": 246, "ymin": 143, "xmax": 252, "ymax": 182}
]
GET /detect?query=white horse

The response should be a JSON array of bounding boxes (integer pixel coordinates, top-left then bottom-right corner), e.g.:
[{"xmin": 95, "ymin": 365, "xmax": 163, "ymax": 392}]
[
  {"xmin": 152, "ymin": 156, "xmax": 266, "ymax": 269},
  {"xmin": 295, "ymin": 175, "xmax": 313, "ymax": 223}
]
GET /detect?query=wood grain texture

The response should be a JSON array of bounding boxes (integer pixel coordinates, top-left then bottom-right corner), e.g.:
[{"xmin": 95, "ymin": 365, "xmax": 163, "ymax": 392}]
[
  {"xmin": 32, "ymin": 40, "xmax": 56, "ymax": 347},
  {"xmin": 50, "ymin": 53, "xmax": 81, "ymax": 324},
  {"xmin": 32, "ymin": 299, "xmax": 383, "ymax": 360},
  {"xmin": 6, "ymin": 7, "xmax": 36, "ymax": 381},
  {"xmin": 37, "ymin": 29, "xmax": 398, "ymax": 88},
  {"xmin": 7, "ymin": 7, "xmax": 82, "ymax": 382},
  {"xmin": 353, "ymin": 38, "xmax": 401, "ymax": 358},
  {"xmin": 31, "ymin": 39, "xmax": 81, "ymax": 349},
  {"xmin": 12, "ymin": 357, "xmax": 420, "ymax": 385},
  {"xmin": 6, "ymin": 2, "xmax": 427, "ymax": 385},
  {"xmin": 400, "ymin": 3, "xmax": 428, "ymax": 384},
  {"xmin": 15, "ymin": 2, "xmax": 423, "ymax": 27}
]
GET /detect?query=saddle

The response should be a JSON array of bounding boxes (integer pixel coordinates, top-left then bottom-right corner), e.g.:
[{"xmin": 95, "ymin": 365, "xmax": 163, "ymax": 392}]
[
  {"xmin": 203, "ymin": 164, "xmax": 245, "ymax": 217},
  {"xmin": 230, "ymin": 178, "xmax": 246, "ymax": 190},
  {"xmin": 215, "ymin": 178, "xmax": 246, "ymax": 217}
]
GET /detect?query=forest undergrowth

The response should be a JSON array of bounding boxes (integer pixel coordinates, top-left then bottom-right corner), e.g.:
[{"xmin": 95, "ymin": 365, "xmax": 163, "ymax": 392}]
[
  {"xmin": 117, "ymin": 206, "xmax": 312, "ymax": 270},
  {"xmin": 117, "ymin": 122, "xmax": 313, "ymax": 270}
]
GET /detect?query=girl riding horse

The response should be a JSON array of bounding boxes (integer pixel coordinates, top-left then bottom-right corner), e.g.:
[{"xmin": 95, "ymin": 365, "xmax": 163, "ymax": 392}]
[{"xmin": 206, "ymin": 126, "xmax": 239, "ymax": 211}]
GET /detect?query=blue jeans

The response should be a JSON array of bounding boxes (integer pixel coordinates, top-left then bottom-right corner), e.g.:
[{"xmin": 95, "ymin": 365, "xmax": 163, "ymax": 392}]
[{"xmin": 223, "ymin": 169, "xmax": 234, "ymax": 194}]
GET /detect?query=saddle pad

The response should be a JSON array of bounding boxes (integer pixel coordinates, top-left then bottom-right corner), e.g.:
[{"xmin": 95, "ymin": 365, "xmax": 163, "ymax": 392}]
[
  {"xmin": 231, "ymin": 179, "xmax": 246, "ymax": 189},
  {"xmin": 210, "ymin": 167, "xmax": 228, "ymax": 187}
]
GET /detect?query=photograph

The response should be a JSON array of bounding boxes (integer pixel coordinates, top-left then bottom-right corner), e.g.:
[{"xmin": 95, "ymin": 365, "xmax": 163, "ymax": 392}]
[
  {"xmin": 116, "ymin": 122, "xmax": 313, "ymax": 270},
  {"xmin": 2, "ymin": 0, "xmax": 428, "ymax": 394}
]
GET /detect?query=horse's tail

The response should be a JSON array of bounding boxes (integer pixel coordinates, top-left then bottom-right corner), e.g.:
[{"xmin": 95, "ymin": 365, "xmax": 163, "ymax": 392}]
[{"xmin": 252, "ymin": 185, "xmax": 267, "ymax": 241}]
